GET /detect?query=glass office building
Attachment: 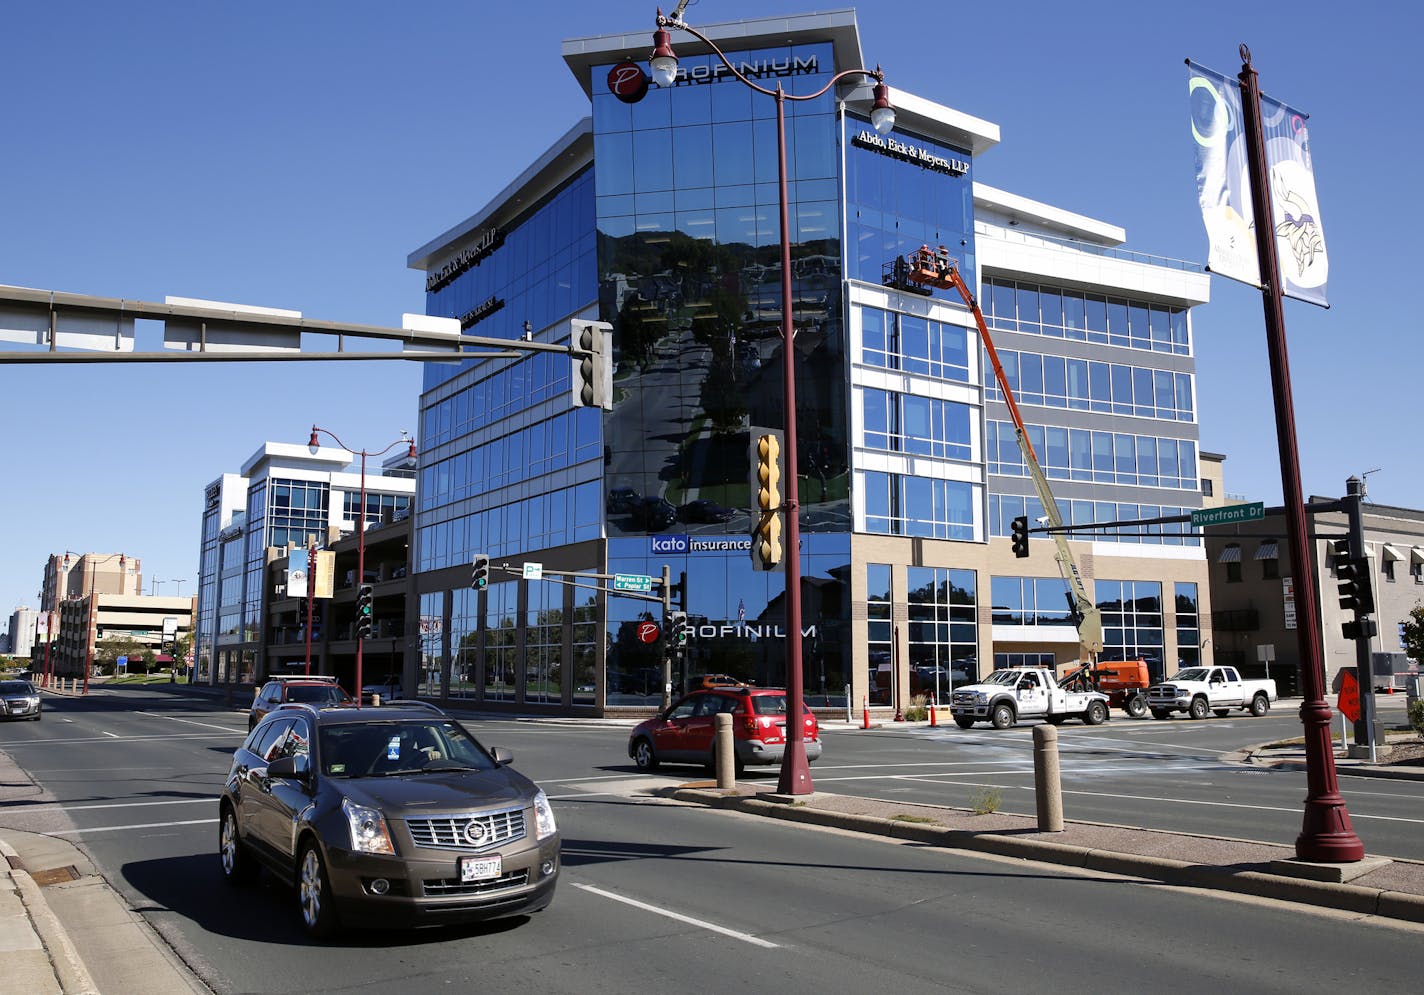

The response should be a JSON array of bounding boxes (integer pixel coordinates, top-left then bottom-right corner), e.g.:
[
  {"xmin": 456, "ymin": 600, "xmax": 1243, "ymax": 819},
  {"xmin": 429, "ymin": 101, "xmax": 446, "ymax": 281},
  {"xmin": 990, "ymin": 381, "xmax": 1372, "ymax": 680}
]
[{"xmin": 406, "ymin": 9, "xmax": 1212, "ymax": 713}]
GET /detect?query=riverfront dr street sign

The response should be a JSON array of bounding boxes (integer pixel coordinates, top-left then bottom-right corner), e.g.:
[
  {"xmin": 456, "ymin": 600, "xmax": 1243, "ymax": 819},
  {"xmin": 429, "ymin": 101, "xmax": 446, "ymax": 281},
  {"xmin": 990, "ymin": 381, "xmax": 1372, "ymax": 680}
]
[{"xmin": 1191, "ymin": 501, "xmax": 1266, "ymax": 528}]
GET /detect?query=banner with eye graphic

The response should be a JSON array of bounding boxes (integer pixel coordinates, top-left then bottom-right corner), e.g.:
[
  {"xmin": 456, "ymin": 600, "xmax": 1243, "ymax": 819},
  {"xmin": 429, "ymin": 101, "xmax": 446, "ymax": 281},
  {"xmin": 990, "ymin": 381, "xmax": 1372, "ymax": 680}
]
[{"xmin": 1188, "ymin": 60, "xmax": 1328, "ymax": 307}]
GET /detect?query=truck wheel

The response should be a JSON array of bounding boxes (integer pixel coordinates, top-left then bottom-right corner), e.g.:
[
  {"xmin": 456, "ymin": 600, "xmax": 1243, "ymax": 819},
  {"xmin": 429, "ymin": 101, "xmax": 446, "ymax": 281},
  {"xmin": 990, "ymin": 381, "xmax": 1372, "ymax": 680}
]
[
  {"xmin": 1150, "ymin": 709, "xmax": 1171, "ymax": 720},
  {"xmin": 1083, "ymin": 700, "xmax": 1108, "ymax": 726},
  {"xmin": 1189, "ymin": 696, "xmax": 1210, "ymax": 720},
  {"xmin": 1213, "ymin": 709, "xmax": 1230, "ymax": 718},
  {"xmin": 1124, "ymin": 695, "xmax": 1148, "ymax": 719},
  {"xmin": 1250, "ymin": 693, "xmax": 1270, "ymax": 717},
  {"xmin": 953, "ymin": 717, "xmax": 975, "ymax": 730},
  {"xmin": 990, "ymin": 703, "xmax": 1015, "ymax": 729}
]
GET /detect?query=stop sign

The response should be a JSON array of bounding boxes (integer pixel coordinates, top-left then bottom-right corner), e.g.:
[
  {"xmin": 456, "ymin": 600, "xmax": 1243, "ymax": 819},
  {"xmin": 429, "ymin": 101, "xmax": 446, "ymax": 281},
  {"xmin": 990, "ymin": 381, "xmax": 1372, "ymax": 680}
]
[{"xmin": 637, "ymin": 621, "xmax": 660, "ymax": 644}]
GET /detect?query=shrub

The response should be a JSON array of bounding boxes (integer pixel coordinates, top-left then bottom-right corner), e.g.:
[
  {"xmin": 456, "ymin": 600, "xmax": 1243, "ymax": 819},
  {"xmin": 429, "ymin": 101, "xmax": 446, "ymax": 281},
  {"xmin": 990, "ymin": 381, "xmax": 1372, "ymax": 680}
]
[
  {"xmin": 970, "ymin": 786, "xmax": 1002, "ymax": 815},
  {"xmin": 905, "ymin": 694, "xmax": 928, "ymax": 721},
  {"xmin": 1409, "ymin": 698, "xmax": 1424, "ymax": 737}
]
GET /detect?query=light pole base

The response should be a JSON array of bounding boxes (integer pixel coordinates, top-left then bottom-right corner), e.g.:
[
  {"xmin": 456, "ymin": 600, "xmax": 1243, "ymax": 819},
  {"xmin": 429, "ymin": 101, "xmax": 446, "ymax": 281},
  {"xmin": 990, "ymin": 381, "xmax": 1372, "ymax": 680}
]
[
  {"xmin": 1296, "ymin": 797, "xmax": 1365, "ymax": 863},
  {"xmin": 776, "ymin": 740, "xmax": 814, "ymax": 796}
]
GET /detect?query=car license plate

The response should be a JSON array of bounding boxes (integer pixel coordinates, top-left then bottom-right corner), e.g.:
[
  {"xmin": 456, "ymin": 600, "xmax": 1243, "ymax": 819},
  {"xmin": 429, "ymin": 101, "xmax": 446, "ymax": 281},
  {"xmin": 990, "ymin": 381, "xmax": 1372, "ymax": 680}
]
[{"xmin": 459, "ymin": 855, "xmax": 502, "ymax": 882}]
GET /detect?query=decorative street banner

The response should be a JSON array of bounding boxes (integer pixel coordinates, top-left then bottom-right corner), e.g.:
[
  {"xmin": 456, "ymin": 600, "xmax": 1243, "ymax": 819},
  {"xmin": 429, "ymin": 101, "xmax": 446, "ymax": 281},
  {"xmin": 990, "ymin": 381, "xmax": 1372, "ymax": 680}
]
[{"xmin": 1187, "ymin": 60, "xmax": 1329, "ymax": 307}]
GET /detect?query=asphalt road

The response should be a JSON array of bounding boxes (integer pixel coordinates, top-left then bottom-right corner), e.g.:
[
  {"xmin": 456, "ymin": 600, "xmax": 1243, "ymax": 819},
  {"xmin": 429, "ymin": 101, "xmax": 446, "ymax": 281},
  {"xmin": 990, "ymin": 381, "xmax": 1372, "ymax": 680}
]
[{"xmin": 1, "ymin": 687, "xmax": 1420, "ymax": 994}]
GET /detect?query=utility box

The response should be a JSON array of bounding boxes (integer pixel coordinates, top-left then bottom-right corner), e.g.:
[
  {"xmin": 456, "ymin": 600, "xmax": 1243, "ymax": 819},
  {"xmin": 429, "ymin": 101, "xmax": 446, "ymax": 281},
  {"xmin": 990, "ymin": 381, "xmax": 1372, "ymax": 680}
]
[{"xmin": 1405, "ymin": 674, "xmax": 1424, "ymax": 709}]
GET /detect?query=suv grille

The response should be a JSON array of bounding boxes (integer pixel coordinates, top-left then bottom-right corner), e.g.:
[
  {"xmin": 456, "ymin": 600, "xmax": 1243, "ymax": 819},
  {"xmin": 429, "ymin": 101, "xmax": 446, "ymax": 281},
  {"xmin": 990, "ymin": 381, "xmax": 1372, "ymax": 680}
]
[
  {"xmin": 406, "ymin": 807, "xmax": 526, "ymax": 852},
  {"xmin": 422, "ymin": 869, "xmax": 529, "ymax": 897}
]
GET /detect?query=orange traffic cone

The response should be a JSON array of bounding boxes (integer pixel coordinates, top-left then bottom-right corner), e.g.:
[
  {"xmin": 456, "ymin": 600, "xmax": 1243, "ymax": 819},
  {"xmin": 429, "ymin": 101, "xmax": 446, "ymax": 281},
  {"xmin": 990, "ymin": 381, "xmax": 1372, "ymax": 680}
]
[
  {"xmin": 929, "ymin": 694, "xmax": 938, "ymax": 727},
  {"xmin": 862, "ymin": 695, "xmax": 871, "ymax": 729}
]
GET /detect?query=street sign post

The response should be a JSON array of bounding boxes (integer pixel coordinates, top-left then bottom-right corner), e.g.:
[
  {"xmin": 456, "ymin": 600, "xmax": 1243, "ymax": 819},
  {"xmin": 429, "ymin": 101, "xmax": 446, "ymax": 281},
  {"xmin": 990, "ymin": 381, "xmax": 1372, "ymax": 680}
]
[
  {"xmin": 1190, "ymin": 502, "xmax": 1266, "ymax": 528},
  {"xmin": 613, "ymin": 573, "xmax": 654, "ymax": 593}
]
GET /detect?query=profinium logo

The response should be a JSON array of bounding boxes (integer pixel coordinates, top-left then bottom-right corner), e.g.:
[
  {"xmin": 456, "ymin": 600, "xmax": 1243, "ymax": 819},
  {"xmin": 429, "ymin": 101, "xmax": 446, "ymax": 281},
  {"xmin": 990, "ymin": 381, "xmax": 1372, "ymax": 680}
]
[{"xmin": 607, "ymin": 61, "xmax": 649, "ymax": 104}]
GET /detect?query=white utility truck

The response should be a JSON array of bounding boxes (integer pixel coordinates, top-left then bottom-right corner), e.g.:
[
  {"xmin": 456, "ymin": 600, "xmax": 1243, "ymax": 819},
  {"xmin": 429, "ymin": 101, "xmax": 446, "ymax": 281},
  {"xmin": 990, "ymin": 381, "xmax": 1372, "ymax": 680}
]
[{"xmin": 950, "ymin": 667, "xmax": 1110, "ymax": 730}]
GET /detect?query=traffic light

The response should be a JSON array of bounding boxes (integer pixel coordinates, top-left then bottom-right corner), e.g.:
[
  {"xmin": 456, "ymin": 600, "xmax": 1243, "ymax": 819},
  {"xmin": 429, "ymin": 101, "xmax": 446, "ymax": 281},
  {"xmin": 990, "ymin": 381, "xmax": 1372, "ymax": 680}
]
[
  {"xmin": 668, "ymin": 610, "xmax": 688, "ymax": 647},
  {"xmin": 296, "ymin": 599, "xmax": 308, "ymax": 624},
  {"xmin": 1342, "ymin": 618, "xmax": 1378, "ymax": 642},
  {"xmin": 356, "ymin": 585, "xmax": 374, "ymax": 640},
  {"xmin": 1010, "ymin": 515, "xmax": 1030, "ymax": 559},
  {"xmin": 753, "ymin": 433, "xmax": 782, "ymax": 569},
  {"xmin": 1333, "ymin": 539, "xmax": 1375, "ymax": 615},
  {"xmin": 570, "ymin": 319, "xmax": 612, "ymax": 410},
  {"xmin": 471, "ymin": 554, "xmax": 490, "ymax": 591}
]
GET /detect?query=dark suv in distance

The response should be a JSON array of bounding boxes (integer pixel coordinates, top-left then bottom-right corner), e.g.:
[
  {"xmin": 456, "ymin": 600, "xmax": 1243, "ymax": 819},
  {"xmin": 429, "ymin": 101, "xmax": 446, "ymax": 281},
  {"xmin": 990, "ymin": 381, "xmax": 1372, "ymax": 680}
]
[
  {"xmin": 220, "ymin": 701, "xmax": 560, "ymax": 938},
  {"xmin": 249, "ymin": 676, "xmax": 351, "ymax": 730}
]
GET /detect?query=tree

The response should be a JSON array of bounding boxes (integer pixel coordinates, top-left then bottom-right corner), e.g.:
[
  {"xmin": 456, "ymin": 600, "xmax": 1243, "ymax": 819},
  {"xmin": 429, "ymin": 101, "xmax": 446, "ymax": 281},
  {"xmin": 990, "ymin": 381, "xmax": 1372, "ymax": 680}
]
[
  {"xmin": 94, "ymin": 635, "xmax": 146, "ymax": 676},
  {"xmin": 1402, "ymin": 604, "xmax": 1424, "ymax": 665}
]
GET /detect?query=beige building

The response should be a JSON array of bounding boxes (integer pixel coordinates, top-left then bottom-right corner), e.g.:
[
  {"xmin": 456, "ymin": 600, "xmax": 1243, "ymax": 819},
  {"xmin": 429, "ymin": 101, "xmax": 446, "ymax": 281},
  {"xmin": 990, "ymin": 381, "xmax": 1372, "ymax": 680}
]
[{"xmin": 52, "ymin": 594, "xmax": 195, "ymax": 678}]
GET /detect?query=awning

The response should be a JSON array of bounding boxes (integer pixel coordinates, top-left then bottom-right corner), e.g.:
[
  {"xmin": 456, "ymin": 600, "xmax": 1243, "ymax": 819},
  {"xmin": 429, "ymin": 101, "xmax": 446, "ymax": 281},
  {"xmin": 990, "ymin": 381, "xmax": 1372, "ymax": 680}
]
[
  {"xmin": 1218, "ymin": 545, "xmax": 1241, "ymax": 563},
  {"xmin": 1254, "ymin": 541, "xmax": 1279, "ymax": 560},
  {"xmin": 1381, "ymin": 544, "xmax": 1403, "ymax": 562},
  {"xmin": 1411, "ymin": 547, "xmax": 1424, "ymax": 564}
]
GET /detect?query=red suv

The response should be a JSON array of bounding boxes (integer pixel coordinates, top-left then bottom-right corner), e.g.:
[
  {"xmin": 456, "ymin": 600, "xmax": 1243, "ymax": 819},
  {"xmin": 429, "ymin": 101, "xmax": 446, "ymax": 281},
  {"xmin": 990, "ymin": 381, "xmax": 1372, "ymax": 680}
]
[
  {"xmin": 249, "ymin": 677, "xmax": 352, "ymax": 730},
  {"xmin": 627, "ymin": 687, "xmax": 821, "ymax": 775}
]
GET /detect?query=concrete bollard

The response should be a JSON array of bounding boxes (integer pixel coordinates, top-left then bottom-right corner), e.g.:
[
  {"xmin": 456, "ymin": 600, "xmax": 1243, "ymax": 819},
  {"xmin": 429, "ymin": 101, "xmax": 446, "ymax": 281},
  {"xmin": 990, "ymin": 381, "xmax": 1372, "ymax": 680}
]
[
  {"xmin": 1033, "ymin": 724, "xmax": 1064, "ymax": 832},
  {"xmin": 715, "ymin": 712, "xmax": 735, "ymax": 789},
  {"xmin": 372, "ymin": 694, "xmax": 382, "ymax": 707}
]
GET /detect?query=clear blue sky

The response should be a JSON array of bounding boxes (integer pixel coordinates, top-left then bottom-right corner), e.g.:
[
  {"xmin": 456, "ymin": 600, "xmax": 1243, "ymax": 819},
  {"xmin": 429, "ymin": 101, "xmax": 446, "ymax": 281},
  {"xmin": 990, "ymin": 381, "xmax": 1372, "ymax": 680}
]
[{"xmin": 2, "ymin": 0, "xmax": 1419, "ymax": 631}]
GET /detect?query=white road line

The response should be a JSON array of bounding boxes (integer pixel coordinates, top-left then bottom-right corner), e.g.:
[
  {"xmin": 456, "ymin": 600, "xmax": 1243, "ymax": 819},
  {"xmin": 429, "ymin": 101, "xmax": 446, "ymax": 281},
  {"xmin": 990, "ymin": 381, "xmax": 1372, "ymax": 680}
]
[
  {"xmin": 544, "ymin": 791, "xmax": 613, "ymax": 800},
  {"xmin": 1053, "ymin": 787, "xmax": 1424, "ymax": 824},
  {"xmin": 2, "ymin": 733, "xmax": 225, "ymax": 747},
  {"xmin": 14, "ymin": 798, "xmax": 216, "ymax": 815},
  {"xmin": 102, "ymin": 731, "xmax": 120, "ymax": 738},
  {"xmin": 573, "ymin": 883, "xmax": 780, "ymax": 948},
  {"xmin": 138, "ymin": 711, "xmax": 248, "ymax": 734},
  {"xmin": 50, "ymin": 818, "xmax": 216, "ymax": 837}
]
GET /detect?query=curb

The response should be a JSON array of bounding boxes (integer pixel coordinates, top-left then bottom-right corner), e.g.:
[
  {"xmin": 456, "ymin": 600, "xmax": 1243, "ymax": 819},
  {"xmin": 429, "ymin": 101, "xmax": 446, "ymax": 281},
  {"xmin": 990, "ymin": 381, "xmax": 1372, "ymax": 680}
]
[
  {"xmin": 1240, "ymin": 739, "xmax": 1424, "ymax": 782},
  {"xmin": 0, "ymin": 838, "xmax": 99, "ymax": 995},
  {"xmin": 673, "ymin": 788, "xmax": 1424, "ymax": 926}
]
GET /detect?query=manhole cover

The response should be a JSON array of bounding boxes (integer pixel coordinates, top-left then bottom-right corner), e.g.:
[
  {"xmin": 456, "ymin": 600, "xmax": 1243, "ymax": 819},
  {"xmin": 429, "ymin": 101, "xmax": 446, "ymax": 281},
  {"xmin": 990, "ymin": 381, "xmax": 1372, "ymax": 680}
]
[{"xmin": 31, "ymin": 865, "xmax": 80, "ymax": 887}]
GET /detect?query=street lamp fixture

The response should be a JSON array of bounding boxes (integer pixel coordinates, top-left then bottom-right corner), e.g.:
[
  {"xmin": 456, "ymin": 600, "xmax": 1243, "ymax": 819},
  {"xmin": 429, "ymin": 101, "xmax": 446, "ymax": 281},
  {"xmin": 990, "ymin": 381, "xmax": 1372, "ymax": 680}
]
[
  {"xmin": 306, "ymin": 426, "xmax": 417, "ymax": 705},
  {"xmin": 650, "ymin": 9, "xmax": 893, "ymax": 795}
]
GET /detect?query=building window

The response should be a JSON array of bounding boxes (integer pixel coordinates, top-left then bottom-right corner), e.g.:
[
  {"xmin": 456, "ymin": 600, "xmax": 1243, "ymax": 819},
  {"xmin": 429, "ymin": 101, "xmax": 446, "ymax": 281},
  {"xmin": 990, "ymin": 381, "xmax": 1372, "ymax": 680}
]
[
  {"xmin": 1201, "ymin": 477, "xmax": 1214, "ymax": 497},
  {"xmin": 1175, "ymin": 582, "xmax": 1199, "ymax": 678},
  {"xmin": 1261, "ymin": 557, "xmax": 1279, "ymax": 580},
  {"xmin": 906, "ymin": 567, "xmax": 978, "ymax": 698},
  {"xmin": 1097, "ymin": 580, "xmax": 1164, "ymax": 680},
  {"xmin": 1383, "ymin": 558, "xmax": 1396, "ymax": 583},
  {"xmin": 1412, "ymin": 559, "xmax": 1423, "ymax": 584}
]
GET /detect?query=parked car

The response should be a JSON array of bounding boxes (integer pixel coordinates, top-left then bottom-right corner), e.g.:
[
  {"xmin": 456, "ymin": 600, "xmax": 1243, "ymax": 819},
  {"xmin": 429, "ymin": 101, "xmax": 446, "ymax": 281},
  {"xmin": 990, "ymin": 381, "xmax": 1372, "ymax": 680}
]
[
  {"xmin": 219, "ymin": 700, "xmax": 560, "ymax": 938},
  {"xmin": 361, "ymin": 674, "xmax": 403, "ymax": 703},
  {"xmin": 629, "ymin": 496, "xmax": 677, "ymax": 531},
  {"xmin": 606, "ymin": 486, "xmax": 640, "ymax": 514},
  {"xmin": 679, "ymin": 499, "xmax": 736, "ymax": 523},
  {"xmin": 0, "ymin": 679, "xmax": 41, "ymax": 721},
  {"xmin": 628, "ymin": 687, "xmax": 821, "ymax": 775},
  {"xmin": 249, "ymin": 676, "xmax": 351, "ymax": 730}
]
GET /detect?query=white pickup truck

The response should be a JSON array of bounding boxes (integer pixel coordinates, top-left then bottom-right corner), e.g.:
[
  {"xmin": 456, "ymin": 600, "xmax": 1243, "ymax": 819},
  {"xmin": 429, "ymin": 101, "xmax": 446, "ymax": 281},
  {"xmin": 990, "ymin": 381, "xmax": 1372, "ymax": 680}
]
[
  {"xmin": 950, "ymin": 667, "xmax": 1110, "ymax": 730},
  {"xmin": 1146, "ymin": 666, "xmax": 1276, "ymax": 720}
]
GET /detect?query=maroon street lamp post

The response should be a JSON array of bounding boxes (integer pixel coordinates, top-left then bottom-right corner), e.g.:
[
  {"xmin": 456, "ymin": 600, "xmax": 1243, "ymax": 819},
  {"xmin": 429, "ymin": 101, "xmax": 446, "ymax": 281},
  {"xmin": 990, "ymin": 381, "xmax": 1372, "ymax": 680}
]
[
  {"xmin": 308, "ymin": 427, "xmax": 416, "ymax": 707},
  {"xmin": 651, "ymin": 8, "xmax": 895, "ymax": 795}
]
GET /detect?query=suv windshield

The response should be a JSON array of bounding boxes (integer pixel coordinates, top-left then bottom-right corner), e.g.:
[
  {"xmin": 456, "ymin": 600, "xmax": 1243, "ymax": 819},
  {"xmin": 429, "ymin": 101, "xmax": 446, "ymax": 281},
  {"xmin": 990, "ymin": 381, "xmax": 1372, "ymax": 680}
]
[
  {"xmin": 0, "ymin": 681, "xmax": 35, "ymax": 694},
  {"xmin": 319, "ymin": 720, "xmax": 497, "ymax": 777},
  {"xmin": 287, "ymin": 685, "xmax": 348, "ymax": 704}
]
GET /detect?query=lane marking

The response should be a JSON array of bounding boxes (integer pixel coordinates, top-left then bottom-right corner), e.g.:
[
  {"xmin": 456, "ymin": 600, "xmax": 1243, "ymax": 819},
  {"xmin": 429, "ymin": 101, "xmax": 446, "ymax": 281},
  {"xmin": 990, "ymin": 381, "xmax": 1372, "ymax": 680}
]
[
  {"xmin": 50, "ymin": 818, "xmax": 216, "ymax": 837},
  {"xmin": 573, "ymin": 883, "xmax": 779, "ymax": 948},
  {"xmin": 1048, "ymin": 786, "xmax": 1424, "ymax": 825},
  {"xmin": 102, "ymin": 731, "xmax": 120, "ymax": 738},
  {"xmin": 2, "ymin": 733, "xmax": 228, "ymax": 747},
  {"xmin": 13, "ymin": 798, "xmax": 216, "ymax": 815},
  {"xmin": 138, "ymin": 711, "xmax": 248, "ymax": 734}
]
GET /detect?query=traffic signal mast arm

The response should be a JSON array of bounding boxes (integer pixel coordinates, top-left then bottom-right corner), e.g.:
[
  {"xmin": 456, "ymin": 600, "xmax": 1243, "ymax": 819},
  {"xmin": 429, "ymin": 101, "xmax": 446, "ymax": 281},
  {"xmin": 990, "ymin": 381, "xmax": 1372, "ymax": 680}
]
[{"xmin": 933, "ymin": 257, "xmax": 1104, "ymax": 655}]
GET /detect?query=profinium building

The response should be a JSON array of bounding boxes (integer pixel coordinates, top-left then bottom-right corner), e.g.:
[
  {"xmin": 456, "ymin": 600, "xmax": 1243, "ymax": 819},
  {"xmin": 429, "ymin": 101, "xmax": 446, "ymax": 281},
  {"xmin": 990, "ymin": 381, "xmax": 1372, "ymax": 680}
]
[{"xmin": 405, "ymin": 9, "xmax": 1212, "ymax": 713}]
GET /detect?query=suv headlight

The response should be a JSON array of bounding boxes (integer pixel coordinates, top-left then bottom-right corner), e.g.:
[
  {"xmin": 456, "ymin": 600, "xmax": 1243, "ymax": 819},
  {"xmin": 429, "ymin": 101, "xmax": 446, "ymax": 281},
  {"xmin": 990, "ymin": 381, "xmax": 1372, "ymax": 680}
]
[
  {"xmin": 533, "ymin": 789, "xmax": 557, "ymax": 841},
  {"xmin": 341, "ymin": 798, "xmax": 395, "ymax": 854}
]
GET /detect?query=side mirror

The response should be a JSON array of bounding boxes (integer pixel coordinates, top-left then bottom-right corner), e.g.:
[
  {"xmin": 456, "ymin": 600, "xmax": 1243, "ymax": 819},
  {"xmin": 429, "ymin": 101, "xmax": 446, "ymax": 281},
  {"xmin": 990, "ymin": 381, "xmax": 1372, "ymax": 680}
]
[
  {"xmin": 266, "ymin": 755, "xmax": 310, "ymax": 782},
  {"xmin": 490, "ymin": 746, "xmax": 513, "ymax": 767}
]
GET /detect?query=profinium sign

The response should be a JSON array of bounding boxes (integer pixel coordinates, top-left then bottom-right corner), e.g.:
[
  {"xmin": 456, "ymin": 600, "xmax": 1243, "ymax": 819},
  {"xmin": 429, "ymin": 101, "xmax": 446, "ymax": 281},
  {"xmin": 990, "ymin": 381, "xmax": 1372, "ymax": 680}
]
[
  {"xmin": 669, "ymin": 55, "xmax": 818, "ymax": 86},
  {"xmin": 853, "ymin": 130, "xmax": 969, "ymax": 176},
  {"xmin": 426, "ymin": 227, "xmax": 505, "ymax": 293}
]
